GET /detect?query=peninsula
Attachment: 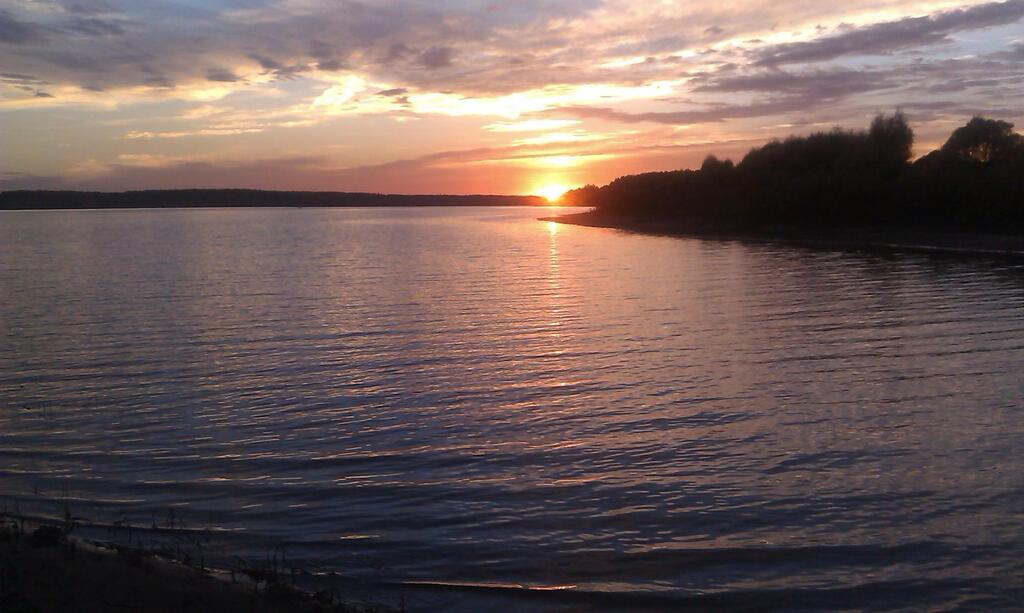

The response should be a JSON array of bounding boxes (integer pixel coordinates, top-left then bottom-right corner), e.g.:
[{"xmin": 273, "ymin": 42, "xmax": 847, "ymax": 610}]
[{"xmin": 550, "ymin": 115, "xmax": 1024, "ymax": 255}]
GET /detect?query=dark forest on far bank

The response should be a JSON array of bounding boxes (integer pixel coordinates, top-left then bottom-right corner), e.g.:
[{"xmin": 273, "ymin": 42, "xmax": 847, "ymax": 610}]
[
  {"xmin": 563, "ymin": 114, "xmax": 1024, "ymax": 232},
  {"xmin": 0, "ymin": 190, "xmax": 543, "ymax": 210}
]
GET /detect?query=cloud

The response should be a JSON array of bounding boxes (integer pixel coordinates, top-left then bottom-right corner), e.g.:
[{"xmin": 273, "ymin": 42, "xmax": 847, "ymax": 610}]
[
  {"xmin": 124, "ymin": 127, "xmax": 264, "ymax": 139},
  {"xmin": 0, "ymin": 130, "xmax": 761, "ymax": 194},
  {"xmin": 484, "ymin": 119, "xmax": 582, "ymax": 132},
  {"xmin": 548, "ymin": 66, "xmax": 903, "ymax": 126},
  {"xmin": 756, "ymin": 0, "xmax": 1024, "ymax": 65},
  {"xmin": 4, "ymin": 0, "xmax": 1024, "ymax": 192},
  {"xmin": 553, "ymin": 101, "xmax": 803, "ymax": 125},
  {"xmin": 0, "ymin": 0, "xmax": 606, "ymax": 94},
  {"xmin": 2, "ymin": 0, "xmax": 1018, "ymax": 99},
  {"xmin": 62, "ymin": 14, "xmax": 128, "ymax": 37},
  {"xmin": 384, "ymin": 42, "xmax": 412, "ymax": 63},
  {"xmin": 63, "ymin": 2, "xmax": 114, "ymax": 16},
  {"xmin": 311, "ymin": 75, "xmax": 367, "ymax": 112},
  {"xmin": 993, "ymin": 41, "xmax": 1024, "ymax": 59},
  {"xmin": 419, "ymin": 46, "xmax": 455, "ymax": 69},
  {"xmin": 206, "ymin": 68, "xmax": 240, "ymax": 83},
  {"xmin": 0, "ymin": 172, "xmax": 68, "ymax": 190},
  {"xmin": 0, "ymin": 8, "xmax": 48, "ymax": 44},
  {"xmin": 692, "ymin": 68, "xmax": 896, "ymax": 98}
]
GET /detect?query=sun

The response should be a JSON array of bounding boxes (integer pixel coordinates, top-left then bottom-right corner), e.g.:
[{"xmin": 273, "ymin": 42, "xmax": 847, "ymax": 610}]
[{"xmin": 536, "ymin": 184, "xmax": 570, "ymax": 203}]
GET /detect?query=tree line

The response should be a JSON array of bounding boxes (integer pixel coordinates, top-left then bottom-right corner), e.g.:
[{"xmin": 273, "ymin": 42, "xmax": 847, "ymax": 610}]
[
  {"xmin": 0, "ymin": 189, "xmax": 544, "ymax": 210},
  {"xmin": 563, "ymin": 114, "xmax": 1024, "ymax": 231}
]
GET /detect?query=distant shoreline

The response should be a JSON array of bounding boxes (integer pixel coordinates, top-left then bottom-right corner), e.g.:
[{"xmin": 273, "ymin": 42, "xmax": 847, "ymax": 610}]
[
  {"xmin": 543, "ymin": 210, "xmax": 1024, "ymax": 258},
  {"xmin": 0, "ymin": 189, "xmax": 545, "ymax": 210}
]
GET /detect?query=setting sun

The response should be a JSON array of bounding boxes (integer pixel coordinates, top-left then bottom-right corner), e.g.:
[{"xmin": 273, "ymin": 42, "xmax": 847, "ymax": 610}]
[{"xmin": 536, "ymin": 184, "xmax": 571, "ymax": 203}]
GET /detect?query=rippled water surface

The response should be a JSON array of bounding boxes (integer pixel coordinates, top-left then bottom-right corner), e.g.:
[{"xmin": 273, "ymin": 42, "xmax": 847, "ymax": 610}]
[{"xmin": 2, "ymin": 206, "xmax": 1024, "ymax": 610}]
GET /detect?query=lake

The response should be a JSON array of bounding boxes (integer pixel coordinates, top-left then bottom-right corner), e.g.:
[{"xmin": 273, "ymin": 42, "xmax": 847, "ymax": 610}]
[{"xmin": 1, "ymin": 206, "xmax": 1023, "ymax": 610}]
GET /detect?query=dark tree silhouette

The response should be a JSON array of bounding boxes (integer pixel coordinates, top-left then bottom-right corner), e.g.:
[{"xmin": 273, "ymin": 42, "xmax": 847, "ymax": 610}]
[
  {"xmin": 561, "ymin": 184, "xmax": 601, "ymax": 206},
  {"xmin": 940, "ymin": 116, "xmax": 1023, "ymax": 163},
  {"xmin": 866, "ymin": 111, "xmax": 914, "ymax": 175},
  {"xmin": 564, "ymin": 114, "xmax": 1024, "ymax": 232}
]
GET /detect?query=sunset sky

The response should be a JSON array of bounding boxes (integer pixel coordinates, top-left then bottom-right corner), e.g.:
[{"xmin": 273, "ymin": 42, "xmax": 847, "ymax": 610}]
[{"xmin": 2, "ymin": 0, "xmax": 1023, "ymax": 195}]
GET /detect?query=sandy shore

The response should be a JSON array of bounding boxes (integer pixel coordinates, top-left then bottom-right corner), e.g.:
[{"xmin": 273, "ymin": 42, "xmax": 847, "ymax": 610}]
[
  {"xmin": 542, "ymin": 210, "xmax": 1024, "ymax": 258},
  {"xmin": 0, "ymin": 520, "xmax": 387, "ymax": 612}
]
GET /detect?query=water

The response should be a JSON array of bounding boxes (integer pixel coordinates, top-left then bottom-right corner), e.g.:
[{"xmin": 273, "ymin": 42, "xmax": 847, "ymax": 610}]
[{"xmin": 1, "ymin": 206, "xmax": 1023, "ymax": 610}]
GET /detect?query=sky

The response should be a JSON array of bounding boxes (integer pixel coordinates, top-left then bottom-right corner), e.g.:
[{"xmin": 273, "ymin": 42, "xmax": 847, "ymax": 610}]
[{"xmin": 1, "ymin": 0, "xmax": 1023, "ymax": 196}]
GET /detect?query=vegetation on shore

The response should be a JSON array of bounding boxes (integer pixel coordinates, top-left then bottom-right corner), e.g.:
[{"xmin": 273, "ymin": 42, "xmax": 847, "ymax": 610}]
[
  {"xmin": 0, "ymin": 511, "xmax": 389, "ymax": 612},
  {"xmin": 563, "ymin": 115, "xmax": 1024, "ymax": 232},
  {"xmin": 0, "ymin": 189, "xmax": 543, "ymax": 210}
]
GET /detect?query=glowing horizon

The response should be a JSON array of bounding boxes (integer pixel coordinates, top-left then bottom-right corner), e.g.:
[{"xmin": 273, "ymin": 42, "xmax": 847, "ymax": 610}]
[
  {"xmin": 536, "ymin": 184, "xmax": 572, "ymax": 203},
  {"xmin": 2, "ymin": 0, "xmax": 1023, "ymax": 194}
]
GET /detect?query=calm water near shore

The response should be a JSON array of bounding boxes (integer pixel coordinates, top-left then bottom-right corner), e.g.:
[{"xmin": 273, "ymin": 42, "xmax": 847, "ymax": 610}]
[{"xmin": 2, "ymin": 206, "xmax": 1023, "ymax": 610}]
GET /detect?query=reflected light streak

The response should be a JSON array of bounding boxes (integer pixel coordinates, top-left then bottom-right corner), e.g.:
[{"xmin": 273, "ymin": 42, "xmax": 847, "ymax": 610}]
[{"xmin": 546, "ymin": 216, "xmax": 564, "ymax": 334}]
